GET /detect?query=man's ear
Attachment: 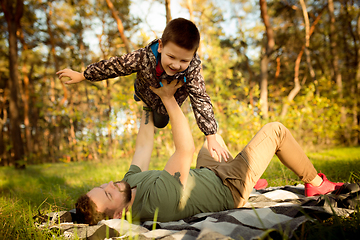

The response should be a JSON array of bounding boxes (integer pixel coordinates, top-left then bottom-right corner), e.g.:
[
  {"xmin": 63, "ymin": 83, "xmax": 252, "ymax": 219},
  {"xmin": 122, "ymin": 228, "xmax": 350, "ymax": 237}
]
[
  {"xmin": 113, "ymin": 209, "xmax": 123, "ymax": 219},
  {"xmin": 113, "ymin": 207, "xmax": 128, "ymax": 219}
]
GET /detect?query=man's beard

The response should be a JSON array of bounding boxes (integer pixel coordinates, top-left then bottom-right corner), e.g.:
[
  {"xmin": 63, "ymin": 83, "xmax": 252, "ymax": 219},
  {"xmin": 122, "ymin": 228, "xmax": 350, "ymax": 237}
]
[{"xmin": 114, "ymin": 180, "xmax": 132, "ymax": 203}]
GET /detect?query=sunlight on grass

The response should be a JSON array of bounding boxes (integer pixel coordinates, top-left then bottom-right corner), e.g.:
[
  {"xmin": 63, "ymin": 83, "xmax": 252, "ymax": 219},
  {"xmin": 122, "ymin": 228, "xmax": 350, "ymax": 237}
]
[{"xmin": 307, "ymin": 147, "xmax": 360, "ymax": 182}]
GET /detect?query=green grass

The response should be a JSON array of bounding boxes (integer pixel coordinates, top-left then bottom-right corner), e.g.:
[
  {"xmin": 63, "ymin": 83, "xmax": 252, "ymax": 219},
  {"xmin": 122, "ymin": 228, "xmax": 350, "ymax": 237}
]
[{"xmin": 1, "ymin": 147, "xmax": 359, "ymax": 239}]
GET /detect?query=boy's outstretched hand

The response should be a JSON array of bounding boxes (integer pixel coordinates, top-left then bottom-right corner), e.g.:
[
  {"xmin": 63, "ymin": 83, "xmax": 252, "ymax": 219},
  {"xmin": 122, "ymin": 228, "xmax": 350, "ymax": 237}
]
[{"xmin": 57, "ymin": 69, "xmax": 85, "ymax": 84}]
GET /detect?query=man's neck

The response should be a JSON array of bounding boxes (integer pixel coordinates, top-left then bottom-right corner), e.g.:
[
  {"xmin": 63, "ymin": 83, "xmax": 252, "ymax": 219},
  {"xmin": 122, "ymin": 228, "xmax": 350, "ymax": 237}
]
[{"xmin": 129, "ymin": 187, "xmax": 137, "ymax": 207}]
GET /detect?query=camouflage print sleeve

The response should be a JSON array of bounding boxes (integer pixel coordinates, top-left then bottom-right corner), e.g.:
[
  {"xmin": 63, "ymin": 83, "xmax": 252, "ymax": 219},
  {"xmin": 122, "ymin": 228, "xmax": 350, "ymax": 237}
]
[
  {"xmin": 83, "ymin": 48, "xmax": 145, "ymax": 81},
  {"xmin": 187, "ymin": 66, "xmax": 217, "ymax": 136}
]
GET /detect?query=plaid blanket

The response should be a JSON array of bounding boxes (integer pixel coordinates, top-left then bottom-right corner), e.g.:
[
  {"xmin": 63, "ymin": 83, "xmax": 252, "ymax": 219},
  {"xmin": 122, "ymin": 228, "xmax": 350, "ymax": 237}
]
[{"xmin": 36, "ymin": 183, "xmax": 359, "ymax": 240}]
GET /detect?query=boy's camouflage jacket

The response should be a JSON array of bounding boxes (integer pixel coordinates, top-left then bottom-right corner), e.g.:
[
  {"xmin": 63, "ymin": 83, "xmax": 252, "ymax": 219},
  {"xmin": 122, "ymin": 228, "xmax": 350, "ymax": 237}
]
[{"xmin": 83, "ymin": 39, "xmax": 217, "ymax": 136}]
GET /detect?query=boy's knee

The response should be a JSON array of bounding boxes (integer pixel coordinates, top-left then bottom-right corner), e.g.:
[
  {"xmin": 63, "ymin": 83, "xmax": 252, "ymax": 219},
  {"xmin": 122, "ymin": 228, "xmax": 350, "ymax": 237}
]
[{"xmin": 263, "ymin": 122, "xmax": 287, "ymax": 134}]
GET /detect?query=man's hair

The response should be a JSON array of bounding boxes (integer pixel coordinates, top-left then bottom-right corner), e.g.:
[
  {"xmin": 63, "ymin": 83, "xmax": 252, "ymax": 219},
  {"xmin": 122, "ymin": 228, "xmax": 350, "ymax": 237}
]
[
  {"xmin": 161, "ymin": 18, "xmax": 200, "ymax": 52},
  {"xmin": 75, "ymin": 194, "xmax": 108, "ymax": 225}
]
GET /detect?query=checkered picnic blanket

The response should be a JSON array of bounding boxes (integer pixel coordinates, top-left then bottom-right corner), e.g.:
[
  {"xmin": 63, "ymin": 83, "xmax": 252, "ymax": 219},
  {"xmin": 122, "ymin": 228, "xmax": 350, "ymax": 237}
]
[{"xmin": 37, "ymin": 183, "xmax": 359, "ymax": 240}]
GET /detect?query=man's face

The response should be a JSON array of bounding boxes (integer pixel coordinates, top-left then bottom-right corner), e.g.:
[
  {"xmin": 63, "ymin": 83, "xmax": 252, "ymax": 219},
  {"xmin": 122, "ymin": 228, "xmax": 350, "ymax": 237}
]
[
  {"xmin": 158, "ymin": 40, "xmax": 195, "ymax": 76},
  {"xmin": 87, "ymin": 181, "xmax": 132, "ymax": 219}
]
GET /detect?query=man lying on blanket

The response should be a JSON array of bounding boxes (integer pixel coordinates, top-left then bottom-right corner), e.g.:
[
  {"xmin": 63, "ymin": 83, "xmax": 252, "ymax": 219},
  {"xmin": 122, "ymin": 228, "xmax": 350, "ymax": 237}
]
[{"xmin": 75, "ymin": 80, "xmax": 343, "ymax": 225}]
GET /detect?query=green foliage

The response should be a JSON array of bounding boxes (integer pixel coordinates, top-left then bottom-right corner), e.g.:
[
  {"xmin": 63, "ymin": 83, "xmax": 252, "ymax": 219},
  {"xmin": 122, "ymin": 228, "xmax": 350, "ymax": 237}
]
[{"xmin": 278, "ymin": 83, "xmax": 343, "ymax": 150}]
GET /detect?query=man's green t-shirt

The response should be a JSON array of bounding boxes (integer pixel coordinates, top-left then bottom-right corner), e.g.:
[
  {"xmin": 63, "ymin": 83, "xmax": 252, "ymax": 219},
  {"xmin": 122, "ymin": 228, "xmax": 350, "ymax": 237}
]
[{"xmin": 122, "ymin": 165, "xmax": 234, "ymax": 222}]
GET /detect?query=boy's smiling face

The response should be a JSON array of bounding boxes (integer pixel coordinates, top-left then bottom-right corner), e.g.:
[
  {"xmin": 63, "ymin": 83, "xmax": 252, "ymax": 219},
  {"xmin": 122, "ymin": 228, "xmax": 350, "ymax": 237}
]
[{"xmin": 158, "ymin": 39, "xmax": 195, "ymax": 76}]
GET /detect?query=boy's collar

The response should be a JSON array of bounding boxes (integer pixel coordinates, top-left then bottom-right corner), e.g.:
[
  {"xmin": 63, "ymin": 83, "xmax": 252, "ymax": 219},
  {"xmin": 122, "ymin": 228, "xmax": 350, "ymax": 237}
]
[{"xmin": 149, "ymin": 40, "xmax": 160, "ymax": 64}]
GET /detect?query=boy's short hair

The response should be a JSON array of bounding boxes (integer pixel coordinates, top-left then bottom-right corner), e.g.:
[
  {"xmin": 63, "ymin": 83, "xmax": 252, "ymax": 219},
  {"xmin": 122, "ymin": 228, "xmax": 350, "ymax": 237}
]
[
  {"xmin": 75, "ymin": 194, "xmax": 108, "ymax": 225},
  {"xmin": 161, "ymin": 18, "xmax": 200, "ymax": 52}
]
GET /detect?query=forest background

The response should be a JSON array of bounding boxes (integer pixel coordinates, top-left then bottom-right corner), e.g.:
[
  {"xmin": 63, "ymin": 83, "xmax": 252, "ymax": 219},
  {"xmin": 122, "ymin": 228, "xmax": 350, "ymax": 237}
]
[{"xmin": 1, "ymin": 0, "xmax": 360, "ymax": 168}]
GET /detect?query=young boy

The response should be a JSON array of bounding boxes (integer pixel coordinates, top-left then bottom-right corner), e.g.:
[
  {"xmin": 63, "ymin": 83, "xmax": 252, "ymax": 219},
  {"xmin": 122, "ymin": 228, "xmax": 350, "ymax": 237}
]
[{"xmin": 57, "ymin": 18, "xmax": 229, "ymax": 161}]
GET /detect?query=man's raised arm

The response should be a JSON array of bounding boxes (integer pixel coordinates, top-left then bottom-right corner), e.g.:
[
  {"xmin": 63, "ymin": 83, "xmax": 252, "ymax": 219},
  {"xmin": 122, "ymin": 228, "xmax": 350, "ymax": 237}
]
[
  {"xmin": 130, "ymin": 104, "xmax": 155, "ymax": 172},
  {"xmin": 150, "ymin": 81, "xmax": 195, "ymax": 187}
]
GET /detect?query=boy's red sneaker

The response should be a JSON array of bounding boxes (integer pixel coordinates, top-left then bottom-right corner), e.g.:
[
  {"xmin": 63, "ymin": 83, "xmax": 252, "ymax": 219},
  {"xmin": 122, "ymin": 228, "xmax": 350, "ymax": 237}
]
[
  {"xmin": 254, "ymin": 179, "xmax": 268, "ymax": 190},
  {"xmin": 305, "ymin": 173, "xmax": 344, "ymax": 197}
]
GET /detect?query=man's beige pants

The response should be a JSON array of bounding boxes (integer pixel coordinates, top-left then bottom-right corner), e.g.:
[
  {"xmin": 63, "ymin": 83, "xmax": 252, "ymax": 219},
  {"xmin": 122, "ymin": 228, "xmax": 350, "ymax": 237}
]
[{"xmin": 196, "ymin": 122, "xmax": 317, "ymax": 208}]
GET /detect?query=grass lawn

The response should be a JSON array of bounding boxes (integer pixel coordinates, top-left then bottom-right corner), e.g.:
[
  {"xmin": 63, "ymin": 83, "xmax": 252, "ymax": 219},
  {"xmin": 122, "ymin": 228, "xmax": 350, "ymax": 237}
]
[{"xmin": 0, "ymin": 147, "xmax": 359, "ymax": 239}]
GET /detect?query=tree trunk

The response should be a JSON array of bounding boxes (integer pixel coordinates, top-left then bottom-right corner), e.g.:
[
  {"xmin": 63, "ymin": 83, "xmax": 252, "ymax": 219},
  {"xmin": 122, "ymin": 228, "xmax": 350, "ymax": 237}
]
[
  {"xmin": 165, "ymin": 0, "xmax": 172, "ymax": 23},
  {"xmin": 98, "ymin": 27, "xmax": 114, "ymax": 159},
  {"xmin": 354, "ymin": 15, "xmax": 360, "ymax": 145},
  {"xmin": 45, "ymin": 6, "xmax": 68, "ymax": 159},
  {"xmin": 46, "ymin": 8, "xmax": 68, "ymax": 106},
  {"xmin": 280, "ymin": 48, "xmax": 303, "ymax": 118},
  {"xmin": 1, "ymin": 0, "xmax": 26, "ymax": 168},
  {"xmin": 259, "ymin": 0, "xmax": 275, "ymax": 119},
  {"xmin": 259, "ymin": 51, "xmax": 269, "ymax": 119},
  {"xmin": 328, "ymin": 0, "xmax": 346, "ymax": 125},
  {"xmin": 186, "ymin": 0, "xmax": 194, "ymax": 22},
  {"xmin": 105, "ymin": 79, "xmax": 113, "ymax": 159},
  {"xmin": 28, "ymin": 64, "xmax": 41, "ymax": 162},
  {"xmin": 300, "ymin": 0, "xmax": 316, "ymax": 82},
  {"xmin": 19, "ymin": 29, "xmax": 33, "ymax": 159},
  {"xmin": 245, "ymin": 54, "xmax": 255, "ymax": 114},
  {"xmin": 280, "ymin": 8, "xmax": 323, "ymax": 118},
  {"xmin": 101, "ymin": 1, "xmax": 128, "ymax": 158},
  {"xmin": 0, "ymin": 86, "xmax": 8, "ymax": 165},
  {"xmin": 105, "ymin": 0, "xmax": 131, "ymax": 53}
]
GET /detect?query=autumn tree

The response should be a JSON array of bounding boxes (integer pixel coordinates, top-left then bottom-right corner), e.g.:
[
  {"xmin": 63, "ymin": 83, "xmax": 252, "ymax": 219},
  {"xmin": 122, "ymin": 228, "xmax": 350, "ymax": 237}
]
[
  {"xmin": 1, "ymin": 0, "xmax": 25, "ymax": 168},
  {"xmin": 259, "ymin": 0, "xmax": 275, "ymax": 120}
]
